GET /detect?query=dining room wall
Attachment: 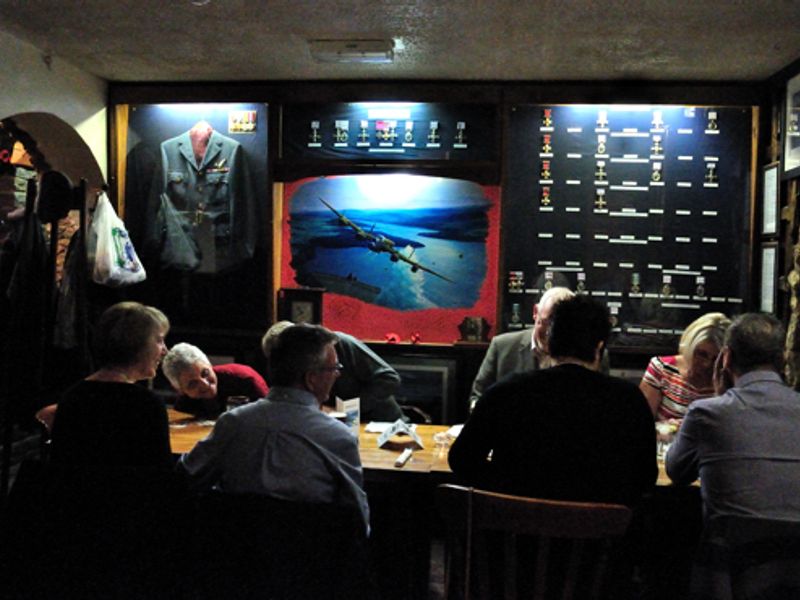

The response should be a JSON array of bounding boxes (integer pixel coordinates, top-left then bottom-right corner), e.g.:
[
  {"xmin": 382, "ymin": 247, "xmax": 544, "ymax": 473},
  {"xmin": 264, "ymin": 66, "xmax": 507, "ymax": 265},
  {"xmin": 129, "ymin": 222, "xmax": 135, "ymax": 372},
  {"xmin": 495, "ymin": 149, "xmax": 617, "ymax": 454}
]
[{"xmin": 0, "ymin": 29, "xmax": 107, "ymax": 179}]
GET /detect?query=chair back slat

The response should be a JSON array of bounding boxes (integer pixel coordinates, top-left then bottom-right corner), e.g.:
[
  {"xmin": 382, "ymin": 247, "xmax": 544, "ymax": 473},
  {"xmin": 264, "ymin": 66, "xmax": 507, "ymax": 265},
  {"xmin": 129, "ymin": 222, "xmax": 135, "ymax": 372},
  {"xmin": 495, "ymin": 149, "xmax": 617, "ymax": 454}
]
[
  {"xmin": 533, "ymin": 535, "xmax": 550, "ymax": 600},
  {"xmin": 436, "ymin": 484, "xmax": 632, "ymax": 600}
]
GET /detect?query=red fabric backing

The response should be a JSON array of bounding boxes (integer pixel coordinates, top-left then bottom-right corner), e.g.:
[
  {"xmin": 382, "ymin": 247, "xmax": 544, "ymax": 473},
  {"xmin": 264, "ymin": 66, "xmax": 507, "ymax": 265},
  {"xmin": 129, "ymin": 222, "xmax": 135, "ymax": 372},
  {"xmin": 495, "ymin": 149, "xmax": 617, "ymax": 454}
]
[{"xmin": 280, "ymin": 178, "xmax": 500, "ymax": 344}]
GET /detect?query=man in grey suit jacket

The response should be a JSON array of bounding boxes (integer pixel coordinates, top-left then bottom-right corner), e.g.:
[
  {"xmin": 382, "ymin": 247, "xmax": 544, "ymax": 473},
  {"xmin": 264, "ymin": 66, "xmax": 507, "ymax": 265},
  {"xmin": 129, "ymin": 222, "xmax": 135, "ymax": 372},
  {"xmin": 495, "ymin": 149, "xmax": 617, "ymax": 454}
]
[{"xmin": 469, "ymin": 287, "xmax": 574, "ymax": 410}]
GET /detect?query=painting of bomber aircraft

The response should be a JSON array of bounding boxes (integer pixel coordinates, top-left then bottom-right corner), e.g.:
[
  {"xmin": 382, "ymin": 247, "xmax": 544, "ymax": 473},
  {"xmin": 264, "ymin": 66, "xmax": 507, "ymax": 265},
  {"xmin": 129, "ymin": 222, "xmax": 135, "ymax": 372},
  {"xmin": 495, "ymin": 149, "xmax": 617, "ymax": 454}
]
[
  {"xmin": 286, "ymin": 174, "xmax": 491, "ymax": 311},
  {"xmin": 319, "ymin": 198, "xmax": 454, "ymax": 282}
]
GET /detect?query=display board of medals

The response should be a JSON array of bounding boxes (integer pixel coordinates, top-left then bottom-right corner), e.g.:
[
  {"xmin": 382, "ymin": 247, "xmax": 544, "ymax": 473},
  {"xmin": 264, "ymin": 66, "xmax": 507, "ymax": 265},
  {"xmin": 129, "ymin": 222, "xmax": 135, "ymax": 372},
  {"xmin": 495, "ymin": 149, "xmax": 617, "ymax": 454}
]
[
  {"xmin": 502, "ymin": 105, "xmax": 752, "ymax": 347},
  {"xmin": 280, "ymin": 102, "xmax": 498, "ymax": 165}
]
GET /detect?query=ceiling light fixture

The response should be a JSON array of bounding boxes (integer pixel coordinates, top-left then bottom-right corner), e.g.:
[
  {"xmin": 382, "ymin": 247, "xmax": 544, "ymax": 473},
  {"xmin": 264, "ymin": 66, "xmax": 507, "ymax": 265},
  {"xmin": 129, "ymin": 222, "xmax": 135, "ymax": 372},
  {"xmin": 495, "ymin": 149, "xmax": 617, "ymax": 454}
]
[{"xmin": 308, "ymin": 39, "xmax": 394, "ymax": 64}]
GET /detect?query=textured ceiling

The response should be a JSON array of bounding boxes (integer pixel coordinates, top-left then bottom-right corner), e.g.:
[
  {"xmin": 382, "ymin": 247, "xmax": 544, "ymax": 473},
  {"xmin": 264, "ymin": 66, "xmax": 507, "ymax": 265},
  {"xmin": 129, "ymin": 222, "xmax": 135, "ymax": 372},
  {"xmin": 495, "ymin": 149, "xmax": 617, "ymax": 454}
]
[{"xmin": 1, "ymin": 0, "xmax": 799, "ymax": 82}]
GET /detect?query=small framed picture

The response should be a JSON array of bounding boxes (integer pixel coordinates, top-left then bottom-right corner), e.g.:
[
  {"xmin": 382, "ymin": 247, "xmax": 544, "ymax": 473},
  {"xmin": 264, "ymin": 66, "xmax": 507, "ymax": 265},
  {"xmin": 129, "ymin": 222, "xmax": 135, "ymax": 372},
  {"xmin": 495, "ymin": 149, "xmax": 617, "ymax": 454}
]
[
  {"xmin": 762, "ymin": 162, "xmax": 779, "ymax": 235},
  {"xmin": 783, "ymin": 72, "xmax": 800, "ymax": 178},
  {"xmin": 759, "ymin": 243, "xmax": 778, "ymax": 314},
  {"xmin": 277, "ymin": 287, "xmax": 324, "ymax": 324}
]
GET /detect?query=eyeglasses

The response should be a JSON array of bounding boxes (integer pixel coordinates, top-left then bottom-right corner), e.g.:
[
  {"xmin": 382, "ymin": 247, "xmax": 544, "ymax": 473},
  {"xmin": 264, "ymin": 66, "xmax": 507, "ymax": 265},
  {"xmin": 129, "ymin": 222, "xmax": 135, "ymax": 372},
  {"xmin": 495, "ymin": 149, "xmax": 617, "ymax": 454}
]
[{"xmin": 315, "ymin": 362, "xmax": 344, "ymax": 373}]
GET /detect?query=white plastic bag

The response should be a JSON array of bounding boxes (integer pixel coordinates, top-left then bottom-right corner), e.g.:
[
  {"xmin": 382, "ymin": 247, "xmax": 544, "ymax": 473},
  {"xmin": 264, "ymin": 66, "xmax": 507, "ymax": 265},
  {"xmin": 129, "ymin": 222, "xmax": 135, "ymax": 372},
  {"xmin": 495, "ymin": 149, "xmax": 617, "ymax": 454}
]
[{"xmin": 89, "ymin": 193, "xmax": 146, "ymax": 286}]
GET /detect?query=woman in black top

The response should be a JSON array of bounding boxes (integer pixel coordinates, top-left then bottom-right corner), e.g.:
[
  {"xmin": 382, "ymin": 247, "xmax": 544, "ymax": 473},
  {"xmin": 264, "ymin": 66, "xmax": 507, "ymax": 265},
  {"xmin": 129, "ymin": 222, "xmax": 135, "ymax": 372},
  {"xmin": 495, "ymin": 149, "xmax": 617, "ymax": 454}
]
[{"xmin": 50, "ymin": 301, "xmax": 172, "ymax": 467}]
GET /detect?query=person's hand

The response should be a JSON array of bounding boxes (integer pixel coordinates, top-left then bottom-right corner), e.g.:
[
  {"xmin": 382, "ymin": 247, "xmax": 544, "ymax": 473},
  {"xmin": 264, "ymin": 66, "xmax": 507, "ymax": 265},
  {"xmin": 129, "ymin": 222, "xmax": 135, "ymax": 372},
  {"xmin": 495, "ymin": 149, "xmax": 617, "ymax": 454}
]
[
  {"xmin": 713, "ymin": 349, "xmax": 733, "ymax": 395},
  {"xmin": 655, "ymin": 419, "xmax": 680, "ymax": 442}
]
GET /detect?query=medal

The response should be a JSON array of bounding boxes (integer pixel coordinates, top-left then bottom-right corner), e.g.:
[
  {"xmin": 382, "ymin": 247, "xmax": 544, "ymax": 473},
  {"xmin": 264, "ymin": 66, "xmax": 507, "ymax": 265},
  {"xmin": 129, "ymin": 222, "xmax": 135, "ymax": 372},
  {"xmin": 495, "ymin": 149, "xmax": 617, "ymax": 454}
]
[
  {"xmin": 595, "ymin": 160, "xmax": 607, "ymax": 181},
  {"xmin": 594, "ymin": 188, "xmax": 607, "ymax": 210},
  {"xmin": 540, "ymin": 160, "xmax": 552, "ymax": 180},
  {"xmin": 541, "ymin": 186, "xmax": 552, "ymax": 206},
  {"xmin": 541, "ymin": 134, "xmax": 552, "ymax": 154}
]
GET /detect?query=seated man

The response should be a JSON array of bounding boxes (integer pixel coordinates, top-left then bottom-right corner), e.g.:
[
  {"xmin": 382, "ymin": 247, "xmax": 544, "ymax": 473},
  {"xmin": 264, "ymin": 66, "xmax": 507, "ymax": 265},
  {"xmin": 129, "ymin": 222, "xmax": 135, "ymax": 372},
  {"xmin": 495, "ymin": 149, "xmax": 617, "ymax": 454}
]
[
  {"xmin": 263, "ymin": 321, "xmax": 403, "ymax": 422},
  {"xmin": 162, "ymin": 343, "xmax": 268, "ymax": 418},
  {"xmin": 468, "ymin": 286, "xmax": 574, "ymax": 410},
  {"xmin": 666, "ymin": 313, "xmax": 800, "ymax": 520},
  {"xmin": 449, "ymin": 295, "xmax": 656, "ymax": 507},
  {"xmin": 177, "ymin": 324, "xmax": 369, "ymax": 531}
]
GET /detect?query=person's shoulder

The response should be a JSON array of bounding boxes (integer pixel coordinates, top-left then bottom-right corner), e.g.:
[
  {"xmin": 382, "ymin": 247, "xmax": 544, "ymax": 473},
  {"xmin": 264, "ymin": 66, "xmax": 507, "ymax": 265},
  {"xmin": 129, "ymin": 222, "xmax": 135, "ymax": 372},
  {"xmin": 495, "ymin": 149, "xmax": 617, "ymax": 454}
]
[
  {"xmin": 648, "ymin": 354, "xmax": 678, "ymax": 369},
  {"xmin": 215, "ymin": 363, "xmax": 261, "ymax": 378},
  {"xmin": 489, "ymin": 329, "xmax": 530, "ymax": 346}
]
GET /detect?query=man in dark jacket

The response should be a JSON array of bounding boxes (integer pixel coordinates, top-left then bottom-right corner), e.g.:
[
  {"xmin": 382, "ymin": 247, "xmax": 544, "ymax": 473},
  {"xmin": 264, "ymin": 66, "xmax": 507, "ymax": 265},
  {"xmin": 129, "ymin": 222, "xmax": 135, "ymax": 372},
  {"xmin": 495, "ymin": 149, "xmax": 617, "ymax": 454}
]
[{"xmin": 449, "ymin": 295, "xmax": 656, "ymax": 507}]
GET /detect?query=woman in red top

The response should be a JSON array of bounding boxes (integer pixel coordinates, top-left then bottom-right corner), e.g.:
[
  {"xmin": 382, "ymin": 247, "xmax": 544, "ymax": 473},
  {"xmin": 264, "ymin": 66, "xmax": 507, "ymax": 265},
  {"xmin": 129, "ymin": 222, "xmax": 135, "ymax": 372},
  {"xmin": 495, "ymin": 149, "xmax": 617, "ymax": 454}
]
[{"xmin": 162, "ymin": 342, "xmax": 268, "ymax": 418}]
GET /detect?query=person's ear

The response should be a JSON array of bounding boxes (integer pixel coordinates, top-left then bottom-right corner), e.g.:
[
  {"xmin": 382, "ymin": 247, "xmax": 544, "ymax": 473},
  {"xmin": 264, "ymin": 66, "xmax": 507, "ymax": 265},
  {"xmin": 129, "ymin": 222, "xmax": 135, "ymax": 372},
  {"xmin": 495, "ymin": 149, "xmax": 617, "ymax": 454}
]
[
  {"xmin": 722, "ymin": 347, "xmax": 733, "ymax": 370},
  {"xmin": 532, "ymin": 304, "xmax": 540, "ymax": 321},
  {"xmin": 594, "ymin": 340, "xmax": 605, "ymax": 365},
  {"xmin": 303, "ymin": 370, "xmax": 316, "ymax": 392}
]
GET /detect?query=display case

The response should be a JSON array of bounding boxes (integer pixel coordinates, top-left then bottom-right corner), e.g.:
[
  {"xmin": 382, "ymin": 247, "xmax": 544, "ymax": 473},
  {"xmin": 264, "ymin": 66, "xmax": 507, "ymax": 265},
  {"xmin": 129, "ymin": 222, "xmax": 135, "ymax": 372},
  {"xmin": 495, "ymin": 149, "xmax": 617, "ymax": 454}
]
[
  {"xmin": 116, "ymin": 102, "xmax": 270, "ymax": 331},
  {"xmin": 502, "ymin": 104, "xmax": 755, "ymax": 348},
  {"xmin": 277, "ymin": 101, "xmax": 500, "ymax": 183}
]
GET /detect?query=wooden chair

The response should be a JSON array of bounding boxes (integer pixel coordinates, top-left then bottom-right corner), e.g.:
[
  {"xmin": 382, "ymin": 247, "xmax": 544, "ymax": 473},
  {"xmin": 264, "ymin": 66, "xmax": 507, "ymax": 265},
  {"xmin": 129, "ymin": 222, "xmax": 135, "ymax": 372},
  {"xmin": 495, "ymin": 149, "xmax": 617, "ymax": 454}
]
[
  {"xmin": 690, "ymin": 514, "xmax": 800, "ymax": 600},
  {"xmin": 436, "ymin": 484, "xmax": 632, "ymax": 600}
]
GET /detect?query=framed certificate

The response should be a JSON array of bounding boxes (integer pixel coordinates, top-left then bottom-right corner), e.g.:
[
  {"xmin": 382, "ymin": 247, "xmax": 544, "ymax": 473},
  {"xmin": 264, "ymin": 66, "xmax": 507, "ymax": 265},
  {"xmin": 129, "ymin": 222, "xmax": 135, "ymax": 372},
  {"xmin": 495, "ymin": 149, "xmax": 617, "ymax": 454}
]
[
  {"xmin": 783, "ymin": 72, "xmax": 800, "ymax": 178},
  {"xmin": 762, "ymin": 162, "xmax": 779, "ymax": 235},
  {"xmin": 759, "ymin": 243, "xmax": 778, "ymax": 314}
]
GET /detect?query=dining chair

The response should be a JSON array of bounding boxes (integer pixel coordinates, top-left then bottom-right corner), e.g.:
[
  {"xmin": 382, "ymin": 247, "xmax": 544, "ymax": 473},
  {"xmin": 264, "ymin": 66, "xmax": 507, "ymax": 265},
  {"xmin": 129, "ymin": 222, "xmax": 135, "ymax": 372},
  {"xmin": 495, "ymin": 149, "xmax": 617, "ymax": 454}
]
[
  {"xmin": 435, "ymin": 484, "xmax": 633, "ymax": 600},
  {"xmin": 689, "ymin": 514, "xmax": 800, "ymax": 600}
]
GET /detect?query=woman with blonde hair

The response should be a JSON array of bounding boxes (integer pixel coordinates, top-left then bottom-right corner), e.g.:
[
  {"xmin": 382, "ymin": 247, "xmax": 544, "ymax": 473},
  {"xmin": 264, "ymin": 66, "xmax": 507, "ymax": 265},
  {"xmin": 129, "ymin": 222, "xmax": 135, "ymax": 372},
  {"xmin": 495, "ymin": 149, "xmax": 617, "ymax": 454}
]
[{"xmin": 640, "ymin": 312, "xmax": 731, "ymax": 421}]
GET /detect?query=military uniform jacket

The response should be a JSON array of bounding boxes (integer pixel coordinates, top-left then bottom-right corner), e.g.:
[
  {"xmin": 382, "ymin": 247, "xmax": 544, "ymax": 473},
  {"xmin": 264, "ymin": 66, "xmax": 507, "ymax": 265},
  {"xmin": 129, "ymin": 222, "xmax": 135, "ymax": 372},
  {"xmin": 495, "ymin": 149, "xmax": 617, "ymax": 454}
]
[{"xmin": 152, "ymin": 129, "xmax": 256, "ymax": 273}]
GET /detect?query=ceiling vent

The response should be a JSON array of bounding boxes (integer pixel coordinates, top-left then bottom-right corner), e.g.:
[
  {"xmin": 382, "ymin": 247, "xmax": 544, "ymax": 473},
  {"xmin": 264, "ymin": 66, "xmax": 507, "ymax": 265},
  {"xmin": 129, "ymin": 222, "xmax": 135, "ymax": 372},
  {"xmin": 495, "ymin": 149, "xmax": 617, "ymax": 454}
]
[{"xmin": 308, "ymin": 39, "xmax": 394, "ymax": 64}]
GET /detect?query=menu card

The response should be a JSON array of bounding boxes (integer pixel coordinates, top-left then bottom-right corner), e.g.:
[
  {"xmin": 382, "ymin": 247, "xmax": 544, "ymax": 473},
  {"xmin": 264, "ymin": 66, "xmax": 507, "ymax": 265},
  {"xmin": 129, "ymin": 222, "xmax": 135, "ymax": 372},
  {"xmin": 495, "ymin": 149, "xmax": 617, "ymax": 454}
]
[{"xmin": 335, "ymin": 397, "xmax": 360, "ymax": 436}]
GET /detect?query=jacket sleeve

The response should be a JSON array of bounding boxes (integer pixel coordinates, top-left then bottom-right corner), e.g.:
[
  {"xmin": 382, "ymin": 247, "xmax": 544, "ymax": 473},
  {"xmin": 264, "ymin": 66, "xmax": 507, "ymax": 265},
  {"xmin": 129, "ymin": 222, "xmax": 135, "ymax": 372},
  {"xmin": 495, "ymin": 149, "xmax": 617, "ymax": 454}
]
[
  {"xmin": 448, "ymin": 386, "xmax": 497, "ymax": 486},
  {"xmin": 468, "ymin": 338, "xmax": 499, "ymax": 410},
  {"xmin": 665, "ymin": 404, "xmax": 702, "ymax": 485},
  {"xmin": 335, "ymin": 333, "xmax": 401, "ymax": 403}
]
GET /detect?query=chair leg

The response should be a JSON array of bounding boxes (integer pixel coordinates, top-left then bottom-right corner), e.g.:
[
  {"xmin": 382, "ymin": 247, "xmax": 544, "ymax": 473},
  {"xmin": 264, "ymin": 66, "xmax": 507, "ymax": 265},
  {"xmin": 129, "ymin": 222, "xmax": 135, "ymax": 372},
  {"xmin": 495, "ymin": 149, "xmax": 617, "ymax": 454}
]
[
  {"xmin": 533, "ymin": 536, "xmax": 550, "ymax": 600},
  {"xmin": 504, "ymin": 533, "xmax": 517, "ymax": 600},
  {"xmin": 561, "ymin": 539, "xmax": 585, "ymax": 600}
]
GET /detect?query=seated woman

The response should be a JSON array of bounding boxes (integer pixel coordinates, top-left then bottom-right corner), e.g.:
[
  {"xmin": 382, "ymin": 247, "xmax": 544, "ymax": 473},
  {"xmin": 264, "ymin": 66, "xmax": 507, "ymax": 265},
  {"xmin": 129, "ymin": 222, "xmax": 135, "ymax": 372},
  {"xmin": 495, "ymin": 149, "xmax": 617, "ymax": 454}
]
[
  {"xmin": 161, "ymin": 343, "xmax": 268, "ymax": 418},
  {"xmin": 639, "ymin": 312, "xmax": 731, "ymax": 422},
  {"xmin": 49, "ymin": 301, "xmax": 173, "ymax": 467}
]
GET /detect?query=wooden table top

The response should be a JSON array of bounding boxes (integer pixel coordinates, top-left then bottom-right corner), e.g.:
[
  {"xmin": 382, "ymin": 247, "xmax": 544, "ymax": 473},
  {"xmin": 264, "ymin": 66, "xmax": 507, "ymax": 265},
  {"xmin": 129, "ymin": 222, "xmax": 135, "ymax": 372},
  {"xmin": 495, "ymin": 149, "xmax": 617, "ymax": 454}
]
[{"xmin": 168, "ymin": 409, "xmax": 678, "ymax": 485}]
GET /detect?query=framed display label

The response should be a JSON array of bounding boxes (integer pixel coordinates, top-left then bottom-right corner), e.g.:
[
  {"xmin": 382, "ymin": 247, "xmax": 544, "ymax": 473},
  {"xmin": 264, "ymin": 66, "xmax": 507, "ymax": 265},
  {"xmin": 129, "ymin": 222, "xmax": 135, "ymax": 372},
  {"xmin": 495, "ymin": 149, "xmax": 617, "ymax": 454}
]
[
  {"xmin": 784, "ymin": 72, "xmax": 800, "ymax": 178},
  {"xmin": 762, "ymin": 162, "xmax": 779, "ymax": 235},
  {"xmin": 760, "ymin": 243, "xmax": 777, "ymax": 314}
]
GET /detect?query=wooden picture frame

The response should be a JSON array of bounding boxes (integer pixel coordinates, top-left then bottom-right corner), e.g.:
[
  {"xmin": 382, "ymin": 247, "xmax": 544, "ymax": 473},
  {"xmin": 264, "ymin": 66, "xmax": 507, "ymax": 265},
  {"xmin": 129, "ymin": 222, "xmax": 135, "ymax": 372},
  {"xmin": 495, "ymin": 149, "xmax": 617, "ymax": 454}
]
[
  {"xmin": 762, "ymin": 162, "xmax": 780, "ymax": 235},
  {"xmin": 277, "ymin": 287, "xmax": 324, "ymax": 324},
  {"xmin": 783, "ymin": 72, "xmax": 800, "ymax": 179}
]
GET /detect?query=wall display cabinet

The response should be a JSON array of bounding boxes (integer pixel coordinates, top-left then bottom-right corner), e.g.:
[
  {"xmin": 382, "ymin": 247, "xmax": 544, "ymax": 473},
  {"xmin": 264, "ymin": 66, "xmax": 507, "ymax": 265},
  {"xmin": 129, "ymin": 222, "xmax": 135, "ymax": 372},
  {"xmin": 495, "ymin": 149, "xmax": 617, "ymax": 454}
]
[
  {"xmin": 502, "ymin": 104, "xmax": 754, "ymax": 349},
  {"xmin": 117, "ymin": 102, "xmax": 270, "ymax": 331},
  {"xmin": 277, "ymin": 102, "xmax": 500, "ymax": 183}
]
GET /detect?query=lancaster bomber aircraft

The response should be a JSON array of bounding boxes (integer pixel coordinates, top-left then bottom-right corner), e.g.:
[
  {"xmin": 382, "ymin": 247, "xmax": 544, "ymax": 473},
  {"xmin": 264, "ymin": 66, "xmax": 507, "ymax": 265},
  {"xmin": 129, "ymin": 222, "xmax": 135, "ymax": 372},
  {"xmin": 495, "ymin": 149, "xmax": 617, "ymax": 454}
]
[{"xmin": 319, "ymin": 197, "xmax": 453, "ymax": 283}]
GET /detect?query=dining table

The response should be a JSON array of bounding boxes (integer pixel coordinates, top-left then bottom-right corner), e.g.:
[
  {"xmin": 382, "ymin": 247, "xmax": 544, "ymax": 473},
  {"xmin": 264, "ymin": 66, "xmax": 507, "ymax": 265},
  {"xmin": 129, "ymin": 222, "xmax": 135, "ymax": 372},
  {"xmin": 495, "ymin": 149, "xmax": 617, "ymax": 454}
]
[
  {"xmin": 168, "ymin": 408, "xmax": 696, "ymax": 599},
  {"xmin": 169, "ymin": 408, "xmax": 677, "ymax": 485}
]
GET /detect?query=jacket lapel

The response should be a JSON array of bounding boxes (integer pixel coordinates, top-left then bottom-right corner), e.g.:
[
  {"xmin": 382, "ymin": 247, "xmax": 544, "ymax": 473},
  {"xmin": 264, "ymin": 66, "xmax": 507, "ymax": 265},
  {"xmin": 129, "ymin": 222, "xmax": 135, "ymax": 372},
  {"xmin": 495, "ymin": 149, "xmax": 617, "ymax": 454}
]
[{"xmin": 199, "ymin": 131, "xmax": 223, "ymax": 170}]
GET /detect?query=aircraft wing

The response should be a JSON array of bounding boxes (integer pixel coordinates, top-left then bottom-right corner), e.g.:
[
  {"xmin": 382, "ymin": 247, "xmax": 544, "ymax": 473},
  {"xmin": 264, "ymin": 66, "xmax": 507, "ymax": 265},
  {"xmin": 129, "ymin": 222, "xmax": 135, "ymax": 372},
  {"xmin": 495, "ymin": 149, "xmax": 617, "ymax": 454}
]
[
  {"xmin": 319, "ymin": 197, "xmax": 373, "ymax": 240},
  {"xmin": 392, "ymin": 248, "xmax": 454, "ymax": 283},
  {"xmin": 320, "ymin": 197, "xmax": 452, "ymax": 283}
]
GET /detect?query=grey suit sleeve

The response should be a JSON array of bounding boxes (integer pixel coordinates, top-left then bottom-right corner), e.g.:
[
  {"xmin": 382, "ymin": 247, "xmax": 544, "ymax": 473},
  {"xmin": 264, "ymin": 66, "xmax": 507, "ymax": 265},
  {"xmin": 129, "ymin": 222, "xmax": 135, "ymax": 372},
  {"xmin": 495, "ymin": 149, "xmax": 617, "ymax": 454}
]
[
  {"xmin": 665, "ymin": 406, "xmax": 701, "ymax": 485},
  {"xmin": 469, "ymin": 339, "xmax": 499, "ymax": 411}
]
